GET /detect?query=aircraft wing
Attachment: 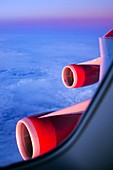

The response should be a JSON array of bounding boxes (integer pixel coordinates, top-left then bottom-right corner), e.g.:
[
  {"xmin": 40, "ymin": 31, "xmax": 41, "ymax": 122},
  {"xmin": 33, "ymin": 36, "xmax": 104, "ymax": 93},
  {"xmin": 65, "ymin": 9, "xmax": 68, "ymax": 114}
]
[{"xmin": 13, "ymin": 29, "xmax": 113, "ymax": 170}]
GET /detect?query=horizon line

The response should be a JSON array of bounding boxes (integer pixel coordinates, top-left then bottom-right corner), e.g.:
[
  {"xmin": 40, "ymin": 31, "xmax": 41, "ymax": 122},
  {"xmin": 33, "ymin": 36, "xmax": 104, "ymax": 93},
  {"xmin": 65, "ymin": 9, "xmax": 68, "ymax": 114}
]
[{"xmin": 0, "ymin": 17, "xmax": 112, "ymax": 29}]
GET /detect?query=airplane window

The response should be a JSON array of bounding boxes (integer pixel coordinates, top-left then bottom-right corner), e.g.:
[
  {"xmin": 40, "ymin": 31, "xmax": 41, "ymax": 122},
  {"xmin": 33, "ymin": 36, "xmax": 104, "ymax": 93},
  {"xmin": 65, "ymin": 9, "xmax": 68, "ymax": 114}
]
[{"xmin": 0, "ymin": 1, "xmax": 113, "ymax": 169}]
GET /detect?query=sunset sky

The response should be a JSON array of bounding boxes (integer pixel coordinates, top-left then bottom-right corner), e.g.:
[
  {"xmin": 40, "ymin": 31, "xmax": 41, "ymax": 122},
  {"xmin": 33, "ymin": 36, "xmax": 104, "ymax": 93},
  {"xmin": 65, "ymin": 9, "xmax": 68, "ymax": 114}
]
[
  {"xmin": 0, "ymin": 0, "xmax": 113, "ymax": 19},
  {"xmin": 0, "ymin": 0, "xmax": 113, "ymax": 28}
]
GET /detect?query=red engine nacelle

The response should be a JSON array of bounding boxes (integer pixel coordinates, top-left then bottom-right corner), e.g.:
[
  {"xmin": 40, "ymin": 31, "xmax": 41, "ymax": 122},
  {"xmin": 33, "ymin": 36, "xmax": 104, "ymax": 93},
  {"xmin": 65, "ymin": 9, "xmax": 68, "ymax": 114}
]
[
  {"xmin": 62, "ymin": 64, "xmax": 100, "ymax": 88},
  {"xmin": 16, "ymin": 113, "xmax": 82, "ymax": 160}
]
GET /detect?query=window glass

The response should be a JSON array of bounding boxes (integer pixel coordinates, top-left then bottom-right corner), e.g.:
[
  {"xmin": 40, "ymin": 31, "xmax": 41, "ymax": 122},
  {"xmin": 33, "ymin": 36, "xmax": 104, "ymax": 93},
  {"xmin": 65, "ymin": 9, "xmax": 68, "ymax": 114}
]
[{"xmin": 0, "ymin": 0, "xmax": 113, "ymax": 167}]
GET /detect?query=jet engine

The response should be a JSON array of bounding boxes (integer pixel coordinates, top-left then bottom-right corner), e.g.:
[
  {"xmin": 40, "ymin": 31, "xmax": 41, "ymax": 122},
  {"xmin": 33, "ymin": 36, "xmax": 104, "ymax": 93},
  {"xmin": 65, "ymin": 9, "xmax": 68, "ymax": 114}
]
[
  {"xmin": 16, "ymin": 113, "xmax": 82, "ymax": 160},
  {"xmin": 62, "ymin": 64, "xmax": 100, "ymax": 88}
]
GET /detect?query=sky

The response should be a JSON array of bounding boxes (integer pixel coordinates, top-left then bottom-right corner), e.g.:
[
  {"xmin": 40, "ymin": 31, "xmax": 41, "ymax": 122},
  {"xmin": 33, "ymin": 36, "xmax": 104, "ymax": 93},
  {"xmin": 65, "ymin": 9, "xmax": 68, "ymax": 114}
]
[
  {"xmin": 0, "ymin": 0, "xmax": 113, "ymax": 20},
  {"xmin": 0, "ymin": 0, "xmax": 113, "ymax": 29}
]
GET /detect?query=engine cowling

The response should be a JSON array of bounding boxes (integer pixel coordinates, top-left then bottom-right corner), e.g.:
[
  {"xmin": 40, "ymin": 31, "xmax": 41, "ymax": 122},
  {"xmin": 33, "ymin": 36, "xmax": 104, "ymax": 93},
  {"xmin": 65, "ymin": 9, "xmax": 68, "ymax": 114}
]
[
  {"xmin": 16, "ymin": 113, "xmax": 82, "ymax": 160},
  {"xmin": 62, "ymin": 64, "xmax": 100, "ymax": 88}
]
